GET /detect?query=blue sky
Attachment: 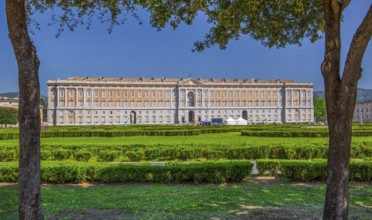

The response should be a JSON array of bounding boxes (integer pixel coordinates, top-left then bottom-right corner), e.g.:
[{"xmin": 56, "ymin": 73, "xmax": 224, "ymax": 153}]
[{"xmin": 1, "ymin": 1, "xmax": 371, "ymax": 95}]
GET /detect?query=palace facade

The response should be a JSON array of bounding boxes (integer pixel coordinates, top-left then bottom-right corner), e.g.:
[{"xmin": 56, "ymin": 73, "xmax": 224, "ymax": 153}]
[
  {"xmin": 47, "ymin": 77, "xmax": 314, "ymax": 126},
  {"xmin": 353, "ymin": 101, "xmax": 372, "ymax": 123}
]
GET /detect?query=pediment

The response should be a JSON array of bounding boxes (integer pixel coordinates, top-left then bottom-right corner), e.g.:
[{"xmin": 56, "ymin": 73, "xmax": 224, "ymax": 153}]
[{"xmin": 178, "ymin": 78, "xmax": 204, "ymax": 86}]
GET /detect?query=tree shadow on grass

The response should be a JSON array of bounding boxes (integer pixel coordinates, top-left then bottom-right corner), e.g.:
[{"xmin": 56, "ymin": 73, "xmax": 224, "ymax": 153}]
[
  {"xmin": 228, "ymin": 205, "xmax": 320, "ymax": 220},
  {"xmin": 48, "ymin": 209, "xmax": 127, "ymax": 220}
]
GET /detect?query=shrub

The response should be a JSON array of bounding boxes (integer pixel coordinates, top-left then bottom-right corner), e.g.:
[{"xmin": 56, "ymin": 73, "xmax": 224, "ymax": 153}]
[
  {"xmin": 0, "ymin": 150, "xmax": 18, "ymax": 162},
  {"xmin": 0, "ymin": 160, "xmax": 253, "ymax": 184},
  {"xmin": 256, "ymin": 159, "xmax": 372, "ymax": 182},
  {"xmin": 74, "ymin": 150, "xmax": 92, "ymax": 162},
  {"xmin": 97, "ymin": 150, "xmax": 117, "ymax": 162}
]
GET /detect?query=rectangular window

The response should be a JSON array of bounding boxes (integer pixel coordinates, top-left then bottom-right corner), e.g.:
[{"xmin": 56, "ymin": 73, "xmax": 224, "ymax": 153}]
[
  {"xmin": 230, "ymin": 91, "xmax": 233, "ymax": 98},
  {"xmin": 109, "ymin": 101, "xmax": 113, "ymax": 107},
  {"xmin": 116, "ymin": 91, "xmax": 120, "ymax": 98},
  {"xmin": 131, "ymin": 90, "xmax": 135, "ymax": 98},
  {"xmin": 109, "ymin": 90, "xmax": 113, "ymax": 97},
  {"xmin": 94, "ymin": 90, "xmax": 98, "ymax": 97},
  {"xmin": 124, "ymin": 91, "xmax": 128, "ymax": 97},
  {"xmin": 78, "ymin": 101, "xmax": 83, "ymax": 107},
  {"xmin": 79, "ymin": 89, "xmax": 83, "ymax": 97},
  {"xmin": 102, "ymin": 90, "xmax": 106, "ymax": 97},
  {"xmin": 138, "ymin": 90, "xmax": 142, "ymax": 98},
  {"xmin": 145, "ymin": 90, "xmax": 149, "ymax": 98},
  {"xmin": 116, "ymin": 101, "xmax": 120, "ymax": 107},
  {"xmin": 102, "ymin": 101, "xmax": 106, "ymax": 107}
]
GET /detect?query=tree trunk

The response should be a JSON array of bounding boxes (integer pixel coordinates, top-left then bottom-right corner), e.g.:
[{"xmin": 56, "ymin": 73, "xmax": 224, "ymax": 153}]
[
  {"xmin": 6, "ymin": 1, "xmax": 43, "ymax": 219},
  {"xmin": 322, "ymin": 2, "xmax": 372, "ymax": 219}
]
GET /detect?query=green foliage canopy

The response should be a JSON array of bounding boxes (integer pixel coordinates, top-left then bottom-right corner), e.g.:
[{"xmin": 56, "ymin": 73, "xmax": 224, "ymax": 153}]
[
  {"xmin": 313, "ymin": 97, "xmax": 326, "ymax": 122},
  {"xmin": 0, "ymin": 107, "xmax": 18, "ymax": 127},
  {"xmin": 26, "ymin": 0, "xmax": 324, "ymax": 50}
]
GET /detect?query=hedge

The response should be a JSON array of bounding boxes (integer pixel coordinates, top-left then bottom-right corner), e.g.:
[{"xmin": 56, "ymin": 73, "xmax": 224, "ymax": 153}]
[
  {"xmin": 256, "ymin": 159, "xmax": 372, "ymax": 182},
  {"xmin": 241, "ymin": 130, "xmax": 372, "ymax": 137},
  {"xmin": 0, "ymin": 160, "xmax": 253, "ymax": 184},
  {"xmin": 0, "ymin": 130, "xmax": 202, "ymax": 140},
  {"xmin": 1, "ymin": 144, "xmax": 371, "ymax": 162}
]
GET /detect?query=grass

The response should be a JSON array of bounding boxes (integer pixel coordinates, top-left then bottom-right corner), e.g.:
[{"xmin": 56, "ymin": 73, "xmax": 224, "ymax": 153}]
[
  {"xmin": 27, "ymin": 133, "xmax": 372, "ymax": 147},
  {"xmin": 0, "ymin": 127, "xmax": 371, "ymax": 219},
  {"xmin": 0, "ymin": 178, "xmax": 371, "ymax": 219},
  {"xmin": 1, "ymin": 132, "xmax": 371, "ymax": 148}
]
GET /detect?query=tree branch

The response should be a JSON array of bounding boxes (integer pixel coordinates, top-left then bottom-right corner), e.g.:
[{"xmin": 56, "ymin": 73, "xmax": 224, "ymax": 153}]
[
  {"xmin": 342, "ymin": 4, "xmax": 372, "ymax": 86},
  {"xmin": 341, "ymin": 0, "xmax": 351, "ymax": 11}
]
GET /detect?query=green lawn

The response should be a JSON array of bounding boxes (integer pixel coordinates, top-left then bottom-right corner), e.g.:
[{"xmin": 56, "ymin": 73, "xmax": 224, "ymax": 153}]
[
  {"xmin": 1, "ymin": 132, "xmax": 371, "ymax": 148},
  {"xmin": 0, "ymin": 132, "xmax": 338, "ymax": 146},
  {"xmin": 1, "ymin": 179, "xmax": 371, "ymax": 219}
]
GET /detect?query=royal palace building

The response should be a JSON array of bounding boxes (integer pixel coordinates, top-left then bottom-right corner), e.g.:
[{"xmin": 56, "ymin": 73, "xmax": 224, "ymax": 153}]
[
  {"xmin": 353, "ymin": 101, "xmax": 372, "ymax": 123},
  {"xmin": 47, "ymin": 77, "xmax": 314, "ymax": 126}
]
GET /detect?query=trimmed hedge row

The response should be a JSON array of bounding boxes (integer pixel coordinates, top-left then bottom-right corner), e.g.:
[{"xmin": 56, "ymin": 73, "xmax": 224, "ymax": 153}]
[
  {"xmin": 241, "ymin": 130, "xmax": 372, "ymax": 137},
  {"xmin": 0, "ymin": 160, "xmax": 253, "ymax": 184},
  {"xmin": 0, "ymin": 130, "xmax": 202, "ymax": 140},
  {"xmin": 256, "ymin": 159, "xmax": 372, "ymax": 182},
  {"xmin": 1, "ymin": 144, "xmax": 372, "ymax": 162}
]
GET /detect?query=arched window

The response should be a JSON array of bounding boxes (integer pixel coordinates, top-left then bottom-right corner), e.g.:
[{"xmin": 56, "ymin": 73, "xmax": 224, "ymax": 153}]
[{"xmin": 187, "ymin": 91, "xmax": 195, "ymax": 107}]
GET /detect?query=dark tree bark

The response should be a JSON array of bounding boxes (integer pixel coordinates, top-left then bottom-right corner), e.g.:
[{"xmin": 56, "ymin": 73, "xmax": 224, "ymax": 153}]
[
  {"xmin": 6, "ymin": 0, "xmax": 43, "ymax": 219},
  {"xmin": 322, "ymin": 1, "xmax": 372, "ymax": 219}
]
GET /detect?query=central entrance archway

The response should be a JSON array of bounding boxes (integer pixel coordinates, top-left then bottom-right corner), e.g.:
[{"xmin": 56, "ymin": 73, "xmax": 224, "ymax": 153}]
[
  {"xmin": 188, "ymin": 110, "xmax": 195, "ymax": 123},
  {"xmin": 242, "ymin": 110, "xmax": 248, "ymax": 120},
  {"xmin": 130, "ymin": 111, "xmax": 137, "ymax": 124}
]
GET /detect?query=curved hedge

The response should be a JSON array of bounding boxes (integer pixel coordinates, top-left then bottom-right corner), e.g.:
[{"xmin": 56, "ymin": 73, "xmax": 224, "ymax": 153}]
[
  {"xmin": 0, "ymin": 160, "xmax": 253, "ymax": 184},
  {"xmin": 256, "ymin": 159, "xmax": 372, "ymax": 182}
]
